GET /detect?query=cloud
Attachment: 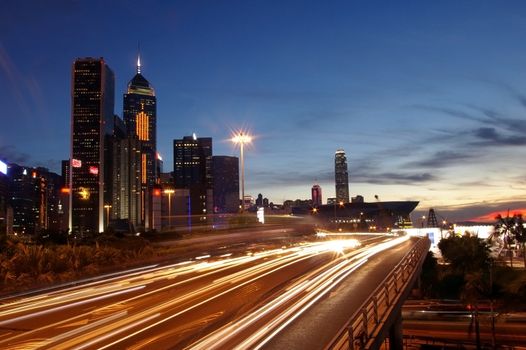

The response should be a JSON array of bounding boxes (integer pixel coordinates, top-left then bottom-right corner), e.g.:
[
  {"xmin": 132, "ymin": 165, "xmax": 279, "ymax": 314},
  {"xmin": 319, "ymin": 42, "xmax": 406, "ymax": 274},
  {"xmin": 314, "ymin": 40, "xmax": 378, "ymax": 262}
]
[
  {"xmin": 407, "ymin": 150, "xmax": 473, "ymax": 168},
  {"xmin": 353, "ymin": 171, "xmax": 436, "ymax": 185},
  {"xmin": 472, "ymin": 127, "xmax": 526, "ymax": 146},
  {"xmin": 0, "ymin": 144, "xmax": 30, "ymax": 164}
]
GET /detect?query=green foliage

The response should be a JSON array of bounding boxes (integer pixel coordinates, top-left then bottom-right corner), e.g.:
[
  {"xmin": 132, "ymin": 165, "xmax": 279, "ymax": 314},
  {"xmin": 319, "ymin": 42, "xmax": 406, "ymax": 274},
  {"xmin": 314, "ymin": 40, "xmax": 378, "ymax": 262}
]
[
  {"xmin": 438, "ymin": 235, "xmax": 491, "ymax": 274},
  {"xmin": 0, "ymin": 237, "xmax": 157, "ymax": 294}
]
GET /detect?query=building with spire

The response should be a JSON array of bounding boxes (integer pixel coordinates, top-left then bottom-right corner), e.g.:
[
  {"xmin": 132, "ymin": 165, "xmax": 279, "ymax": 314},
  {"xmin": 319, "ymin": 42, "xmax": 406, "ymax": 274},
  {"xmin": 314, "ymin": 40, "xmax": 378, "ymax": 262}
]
[
  {"xmin": 311, "ymin": 184, "xmax": 322, "ymax": 207},
  {"xmin": 334, "ymin": 149, "xmax": 349, "ymax": 204},
  {"xmin": 123, "ymin": 53, "xmax": 157, "ymax": 230}
]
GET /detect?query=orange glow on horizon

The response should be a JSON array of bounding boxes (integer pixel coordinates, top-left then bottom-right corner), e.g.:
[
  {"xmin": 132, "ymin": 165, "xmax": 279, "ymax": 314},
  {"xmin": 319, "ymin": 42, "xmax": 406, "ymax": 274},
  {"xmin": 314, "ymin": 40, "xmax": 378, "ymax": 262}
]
[{"xmin": 469, "ymin": 208, "xmax": 526, "ymax": 222}]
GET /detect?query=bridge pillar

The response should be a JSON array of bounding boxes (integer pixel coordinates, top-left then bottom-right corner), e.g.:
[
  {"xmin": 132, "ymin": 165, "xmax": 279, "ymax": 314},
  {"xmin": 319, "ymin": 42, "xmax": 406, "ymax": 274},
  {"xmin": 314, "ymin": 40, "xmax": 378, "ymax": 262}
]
[{"xmin": 388, "ymin": 310, "xmax": 403, "ymax": 350}]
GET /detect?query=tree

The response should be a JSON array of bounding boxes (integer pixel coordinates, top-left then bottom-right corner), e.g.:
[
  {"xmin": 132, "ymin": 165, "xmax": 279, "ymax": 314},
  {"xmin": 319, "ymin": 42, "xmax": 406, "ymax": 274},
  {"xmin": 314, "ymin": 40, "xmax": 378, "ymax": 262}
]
[
  {"xmin": 494, "ymin": 214, "xmax": 526, "ymax": 267},
  {"xmin": 438, "ymin": 235, "xmax": 492, "ymax": 349},
  {"xmin": 438, "ymin": 235, "xmax": 491, "ymax": 275}
]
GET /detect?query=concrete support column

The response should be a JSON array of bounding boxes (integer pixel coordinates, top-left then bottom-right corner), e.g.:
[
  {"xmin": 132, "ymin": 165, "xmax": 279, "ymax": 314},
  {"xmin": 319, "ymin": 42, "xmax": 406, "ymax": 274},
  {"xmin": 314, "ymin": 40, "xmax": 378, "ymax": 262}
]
[{"xmin": 388, "ymin": 310, "xmax": 403, "ymax": 350}]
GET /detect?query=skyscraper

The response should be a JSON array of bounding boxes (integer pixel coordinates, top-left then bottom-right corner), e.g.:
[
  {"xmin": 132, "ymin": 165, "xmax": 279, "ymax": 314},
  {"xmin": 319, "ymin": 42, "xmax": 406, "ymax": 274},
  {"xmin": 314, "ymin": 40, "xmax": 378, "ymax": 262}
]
[
  {"xmin": 212, "ymin": 156, "xmax": 239, "ymax": 213},
  {"xmin": 334, "ymin": 149, "xmax": 349, "ymax": 204},
  {"xmin": 174, "ymin": 135, "xmax": 213, "ymax": 220},
  {"xmin": 123, "ymin": 54, "xmax": 157, "ymax": 230},
  {"xmin": 70, "ymin": 58, "xmax": 115, "ymax": 234},
  {"xmin": 311, "ymin": 184, "xmax": 322, "ymax": 207}
]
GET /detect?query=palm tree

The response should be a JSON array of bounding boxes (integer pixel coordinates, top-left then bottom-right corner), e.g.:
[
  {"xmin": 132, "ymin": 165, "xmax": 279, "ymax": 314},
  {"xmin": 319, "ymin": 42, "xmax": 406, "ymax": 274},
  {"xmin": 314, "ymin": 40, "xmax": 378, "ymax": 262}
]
[{"xmin": 494, "ymin": 213, "xmax": 526, "ymax": 267}]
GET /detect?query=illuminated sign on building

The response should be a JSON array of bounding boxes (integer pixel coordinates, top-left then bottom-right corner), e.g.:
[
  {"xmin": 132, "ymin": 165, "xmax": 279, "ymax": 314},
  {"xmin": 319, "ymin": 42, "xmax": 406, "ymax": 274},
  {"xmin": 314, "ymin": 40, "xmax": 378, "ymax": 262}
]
[
  {"xmin": 136, "ymin": 110, "xmax": 150, "ymax": 141},
  {"xmin": 89, "ymin": 166, "xmax": 99, "ymax": 175},
  {"xmin": 0, "ymin": 160, "xmax": 6, "ymax": 175},
  {"xmin": 72, "ymin": 159, "xmax": 82, "ymax": 168},
  {"xmin": 78, "ymin": 187, "xmax": 90, "ymax": 200}
]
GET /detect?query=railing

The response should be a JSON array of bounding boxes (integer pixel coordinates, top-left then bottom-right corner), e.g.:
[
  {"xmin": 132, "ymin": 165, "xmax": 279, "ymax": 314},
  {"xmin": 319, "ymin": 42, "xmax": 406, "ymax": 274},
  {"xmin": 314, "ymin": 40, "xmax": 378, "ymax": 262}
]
[{"xmin": 326, "ymin": 236, "xmax": 431, "ymax": 350}]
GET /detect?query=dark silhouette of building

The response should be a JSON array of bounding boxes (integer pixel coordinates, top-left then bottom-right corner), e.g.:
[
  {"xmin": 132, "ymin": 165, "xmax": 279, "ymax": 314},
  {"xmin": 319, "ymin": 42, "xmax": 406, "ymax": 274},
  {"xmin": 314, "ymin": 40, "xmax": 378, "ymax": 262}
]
[
  {"xmin": 335, "ymin": 149, "xmax": 350, "ymax": 204},
  {"xmin": 173, "ymin": 135, "xmax": 213, "ymax": 222},
  {"xmin": 0, "ymin": 160, "xmax": 9, "ymax": 237},
  {"xmin": 311, "ymin": 184, "xmax": 322, "ymax": 207},
  {"xmin": 212, "ymin": 156, "xmax": 239, "ymax": 213},
  {"xmin": 61, "ymin": 160, "xmax": 70, "ymax": 188},
  {"xmin": 123, "ymin": 54, "xmax": 157, "ymax": 230},
  {"xmin": 70, "ymin": 57, "xmax": 115, "ymax": 234},
  {"xmin": 314, "ymin": 200, "xmax": 419, "ymax": 231},
  {"xmin": 256, "ymin": 193, "xmax": 263, "ymax": 207}
]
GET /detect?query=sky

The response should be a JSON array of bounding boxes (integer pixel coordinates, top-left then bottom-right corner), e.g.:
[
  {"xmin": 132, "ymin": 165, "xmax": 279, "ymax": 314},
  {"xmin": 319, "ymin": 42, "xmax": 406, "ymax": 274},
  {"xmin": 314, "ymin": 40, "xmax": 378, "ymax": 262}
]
[{"xmin": 0, "ymin": 0, "xmax": 525, "ymax": 221}]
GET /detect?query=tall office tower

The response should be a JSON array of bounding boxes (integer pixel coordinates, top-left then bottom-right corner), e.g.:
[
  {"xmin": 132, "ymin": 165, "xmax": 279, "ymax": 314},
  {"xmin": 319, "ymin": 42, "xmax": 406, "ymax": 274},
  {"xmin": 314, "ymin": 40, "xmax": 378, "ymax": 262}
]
[
  {"xmin": 123, "ymin": 55, "xmax": 157, "ymax": 230},
  {"xmin": 334, "ymin": 149, "xmax": 349, "ymax": 204},
  {"xmin": 311, "ymin": 184, "xmax": 322, "ymax": 207},
  {"xmin": 61, "ymin": 160, "xmax": 70, "ymax": 188},
  {"xmin": 70, "ymin": 58, "xmax": 115, "ymax": 234},
  {"xmin": 0, "ymin": 160, "xmax": 8, "ymax": 237},
  {"xmin": 7, "ymin": 164, "xmax": 48, "ymax": 235},
  {"xmin": 174, "ymin": 135, "xmax": 213, "ymax": 220},
  {"xmin": 212, "ymin": 156, "xmax": 239, "ymax": 213}
]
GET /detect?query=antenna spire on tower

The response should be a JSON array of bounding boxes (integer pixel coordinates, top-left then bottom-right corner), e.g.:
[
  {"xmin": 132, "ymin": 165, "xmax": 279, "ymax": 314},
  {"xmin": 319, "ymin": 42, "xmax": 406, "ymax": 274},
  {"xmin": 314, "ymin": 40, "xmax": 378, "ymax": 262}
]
[{"xmin": 137, "ymin": 42, "xmax": 141, "ymax": 74}]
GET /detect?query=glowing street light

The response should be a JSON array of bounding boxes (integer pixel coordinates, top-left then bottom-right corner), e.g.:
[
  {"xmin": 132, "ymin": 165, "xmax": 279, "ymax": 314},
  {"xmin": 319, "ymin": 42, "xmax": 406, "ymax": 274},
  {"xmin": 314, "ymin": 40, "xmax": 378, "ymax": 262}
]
[
  {"xmin": 231, "ymin": 132, "xmax": 252, "ymax": 212},
  {"xmin": 164, "ymin": 189, "xmax": 175, "ymax": 228},
  {"xmin": 104, "ymin": 204, "xmax": 112, "ymax": 229}
]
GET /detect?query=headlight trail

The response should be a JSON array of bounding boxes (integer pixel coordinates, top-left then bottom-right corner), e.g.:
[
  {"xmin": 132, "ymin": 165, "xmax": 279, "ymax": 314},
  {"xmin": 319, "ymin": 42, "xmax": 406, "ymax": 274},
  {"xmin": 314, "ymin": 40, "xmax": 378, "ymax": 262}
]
[{"xmin": 0, "ymin": 235, "xmax": 411, "ymax": 350}]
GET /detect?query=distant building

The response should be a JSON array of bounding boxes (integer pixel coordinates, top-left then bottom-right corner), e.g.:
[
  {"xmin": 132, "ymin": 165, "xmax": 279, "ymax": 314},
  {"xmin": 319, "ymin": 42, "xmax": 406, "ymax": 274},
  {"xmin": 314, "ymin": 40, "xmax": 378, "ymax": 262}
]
[
  {"xmin": 61, "ymin": 160, "xmax": 70, "ymax": 188},
  {"xmin": 0, "ymin": 160, "xmax": 9, "ymax": 237},
  {"xmin": 256, "ymin": 193, "xmax": 263, "ymax": 207},
  {"xmin": 123, "ymin": 55, "xmax": 157, "ymax": 230},
  {"xmin": 212, "ymin": 156, "xmax": 239, "ymax": 213},
  {"xmin": 314, "ymin": 201, "xmax": 419, "ymax": 231},
  {"xmin": 70, "ymin": 57, "xmax": 115, "ymax": 234},
  {"xmin": 351, "ymin": 195, "xmax": 364, "ymax": 203},
  {"xmin": 173, "ymin": 135, "xmax": 213, "ymax": 222},
  {"xmin": 327, "ymin": 197, "xmax": 336, "ymax": 205},
  {"xmin": 335, "ymin": 149, "xmax": 349, "ymax": 204},
  {"xmin": 311, "ymin": 184, "xmax": 322, "ymax": 207}
]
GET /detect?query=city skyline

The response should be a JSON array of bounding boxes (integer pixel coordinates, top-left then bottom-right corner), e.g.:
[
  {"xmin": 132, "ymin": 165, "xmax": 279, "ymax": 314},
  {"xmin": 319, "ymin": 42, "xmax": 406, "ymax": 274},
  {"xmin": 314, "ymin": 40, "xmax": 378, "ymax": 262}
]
[{"xmin": 1, "ymin": 1, "xmax": 526, "ymax": 221}]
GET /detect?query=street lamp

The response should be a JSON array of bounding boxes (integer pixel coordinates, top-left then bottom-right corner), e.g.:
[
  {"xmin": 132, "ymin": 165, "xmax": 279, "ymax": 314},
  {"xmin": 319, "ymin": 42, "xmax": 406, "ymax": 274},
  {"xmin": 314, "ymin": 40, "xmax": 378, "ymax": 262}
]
[
  {"xmin": 164, "ymin": 189, "xmax": 175, "ymax": 228},
  {"xmin": 104, "ymin": 204, "xmax": 111, "ymax": 229},
  {"xmin": 231, "ymin": 132, "xmax": 252, "ymax": 212}
]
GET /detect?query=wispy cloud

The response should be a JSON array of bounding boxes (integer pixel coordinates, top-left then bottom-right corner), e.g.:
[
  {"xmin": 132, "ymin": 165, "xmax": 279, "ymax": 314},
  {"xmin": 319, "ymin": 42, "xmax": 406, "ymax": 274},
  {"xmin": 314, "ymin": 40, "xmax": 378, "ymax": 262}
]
[
  {"xmin": 406, "ymin": 150, "xmax": 474, "ymax": 168},
  {"xmin": 0, "ymin": 144, "xmax": 30, "ymax": 164}
]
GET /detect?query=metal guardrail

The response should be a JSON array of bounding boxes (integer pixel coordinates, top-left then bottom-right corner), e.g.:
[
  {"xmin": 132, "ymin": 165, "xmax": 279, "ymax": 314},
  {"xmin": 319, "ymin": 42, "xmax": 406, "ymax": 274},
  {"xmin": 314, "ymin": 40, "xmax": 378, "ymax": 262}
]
[{"xmin": 326, "ymin": 237, "xmax": 431, "ymax": 350}]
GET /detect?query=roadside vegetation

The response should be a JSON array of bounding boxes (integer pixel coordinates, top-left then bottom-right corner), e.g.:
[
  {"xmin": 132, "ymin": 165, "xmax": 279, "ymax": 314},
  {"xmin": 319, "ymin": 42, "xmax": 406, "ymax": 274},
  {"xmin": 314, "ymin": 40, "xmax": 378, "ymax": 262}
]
[{"xmin": 0, "ymin": 233, "xmax": 158, "ymax": 294}]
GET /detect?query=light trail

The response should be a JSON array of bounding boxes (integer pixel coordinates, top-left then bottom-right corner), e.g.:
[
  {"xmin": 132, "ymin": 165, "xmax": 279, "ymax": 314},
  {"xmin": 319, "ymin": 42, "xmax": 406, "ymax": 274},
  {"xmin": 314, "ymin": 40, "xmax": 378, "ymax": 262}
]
[
  {"xmin": 188, "ymin": 235, "xmax": 409, "ymax": 350},
  {"xmin": 0, "ymin": 235, "xmax": 409, "ymax": 350}
]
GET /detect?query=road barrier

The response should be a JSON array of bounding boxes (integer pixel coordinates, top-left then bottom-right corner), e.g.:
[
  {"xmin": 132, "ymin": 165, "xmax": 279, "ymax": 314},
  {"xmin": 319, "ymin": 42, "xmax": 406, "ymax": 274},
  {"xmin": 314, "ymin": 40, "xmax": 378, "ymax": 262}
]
[{"xmin": 326, "ymin": 236, "xmax": 431, "ymax": 350}]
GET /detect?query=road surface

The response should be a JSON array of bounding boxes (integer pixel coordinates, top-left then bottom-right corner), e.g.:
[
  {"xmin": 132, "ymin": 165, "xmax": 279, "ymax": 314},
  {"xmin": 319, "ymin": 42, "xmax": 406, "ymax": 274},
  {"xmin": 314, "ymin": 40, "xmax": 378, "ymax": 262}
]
[{"xmin": 0, "ymin": 232, "xmax": 419, "ymax": 349}]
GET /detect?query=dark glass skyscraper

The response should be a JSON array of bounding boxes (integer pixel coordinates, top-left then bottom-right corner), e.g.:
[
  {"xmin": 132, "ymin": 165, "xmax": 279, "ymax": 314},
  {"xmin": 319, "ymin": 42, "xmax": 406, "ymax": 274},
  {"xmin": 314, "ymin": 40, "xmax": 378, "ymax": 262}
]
[
  {"xmin": 174, "ymin": 135, "xmax": 213, "ymax": 219},
  {"xmin": 70, "ymin": 58, "xmax": 115, "ymax": 234},
  {"xmin": 212, "ymin": 156, "xmax": 239, "ymax": 213},
  {"xmin": 334, "ymin": 149, "xmax": 349, "ymax": 204},
  {"xmin": 123, "ymin": 56, "xmax": 157, "ymax": 230}
]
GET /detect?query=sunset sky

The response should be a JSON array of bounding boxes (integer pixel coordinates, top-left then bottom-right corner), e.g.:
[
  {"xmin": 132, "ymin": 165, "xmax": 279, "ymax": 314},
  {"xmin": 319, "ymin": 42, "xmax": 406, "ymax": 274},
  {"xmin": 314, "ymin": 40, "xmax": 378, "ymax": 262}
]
[{"xmin": 0, "ymin": 1, "xmax": 525, "ymax": 221}]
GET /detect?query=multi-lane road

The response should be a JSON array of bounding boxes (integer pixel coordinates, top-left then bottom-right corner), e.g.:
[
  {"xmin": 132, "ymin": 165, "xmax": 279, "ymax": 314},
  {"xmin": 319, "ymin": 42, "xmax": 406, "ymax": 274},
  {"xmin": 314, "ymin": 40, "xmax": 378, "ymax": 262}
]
[{"xmin": 0, "ymin": 230, "xmax": 419, "ymax": 349}]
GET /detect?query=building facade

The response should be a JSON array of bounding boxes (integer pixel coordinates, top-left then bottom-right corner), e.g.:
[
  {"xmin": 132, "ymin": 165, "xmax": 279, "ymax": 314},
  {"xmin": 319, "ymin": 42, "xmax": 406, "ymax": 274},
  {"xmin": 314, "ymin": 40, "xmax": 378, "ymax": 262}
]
[
  {"xmin": 334, "ymin": 149, "xmax": 350, "ymax": 204},
  {"xmin": 173, "ymin": 135, "xmax": 213, "ymax": 222},
  {"xmin": 311, "ymin": 184, "xmax": 322, "ymax": 207},
  {"xmin": 70, "ymin": 58, "xmax": 115, "ymax": 234},
  {"xmin": 212, "ymin": 156, "xmax": 239, "ymax": 213},
  {"xmin": 122, "ymin": 56, "xmax": 157, "ymax": 230}
]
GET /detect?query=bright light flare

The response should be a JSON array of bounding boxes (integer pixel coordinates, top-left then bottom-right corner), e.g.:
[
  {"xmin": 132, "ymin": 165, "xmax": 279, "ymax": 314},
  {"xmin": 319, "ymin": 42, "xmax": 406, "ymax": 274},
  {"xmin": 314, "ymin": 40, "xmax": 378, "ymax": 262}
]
[{"xmin": 231, "ymin": 133, "xmax": 252, "ymax": 144}]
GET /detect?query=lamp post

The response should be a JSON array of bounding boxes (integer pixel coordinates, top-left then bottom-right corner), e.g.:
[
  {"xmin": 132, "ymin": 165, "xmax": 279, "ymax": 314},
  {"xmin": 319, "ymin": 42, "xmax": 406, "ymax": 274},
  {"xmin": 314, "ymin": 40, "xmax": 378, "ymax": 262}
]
[
  {"xmin": 104, "ymin": 204, "xmax": 111, "ymax": 229},
  {"xmin": 231, "ymin": 132, "xmax": 252, "ymax": 212},
  {"xmin": 164, "ymin": 189, "xmax": 175, "ymax": 228}
]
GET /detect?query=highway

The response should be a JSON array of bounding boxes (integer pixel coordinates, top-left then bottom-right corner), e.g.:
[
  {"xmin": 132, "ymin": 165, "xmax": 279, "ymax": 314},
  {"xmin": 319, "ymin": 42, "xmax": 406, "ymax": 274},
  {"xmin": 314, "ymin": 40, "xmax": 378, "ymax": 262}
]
[{"xmin": 0, "ymin": 231, "xmax": 418, "ymax": 349}]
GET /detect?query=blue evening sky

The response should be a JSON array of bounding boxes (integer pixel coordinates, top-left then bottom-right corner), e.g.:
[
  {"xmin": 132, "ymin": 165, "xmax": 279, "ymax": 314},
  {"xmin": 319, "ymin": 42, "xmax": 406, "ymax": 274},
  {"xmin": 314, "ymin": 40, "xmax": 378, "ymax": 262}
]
[{"xmin": 1, "ymin": 0, "xmax": 525, "ymax": 220}]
